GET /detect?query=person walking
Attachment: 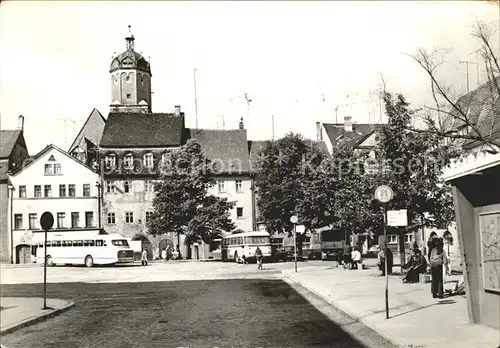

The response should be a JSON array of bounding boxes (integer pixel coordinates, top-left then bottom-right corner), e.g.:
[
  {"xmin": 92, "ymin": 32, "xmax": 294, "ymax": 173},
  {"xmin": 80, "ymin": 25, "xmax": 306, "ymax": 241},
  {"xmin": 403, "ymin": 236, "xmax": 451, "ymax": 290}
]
[
  {"xmin": 161, "ymin": 248, "xmax": 167, "ymax": 263},
  {"xmin": 255, "ymin": 246, "xmax": 263, "ymax": 270},
  {"xmin": 141, "ymin": 248, "xmax": 148, "ymax": 266},
  {"xmin": 429, "ymin": 238, "xmax": 449, "ymax": 298}
]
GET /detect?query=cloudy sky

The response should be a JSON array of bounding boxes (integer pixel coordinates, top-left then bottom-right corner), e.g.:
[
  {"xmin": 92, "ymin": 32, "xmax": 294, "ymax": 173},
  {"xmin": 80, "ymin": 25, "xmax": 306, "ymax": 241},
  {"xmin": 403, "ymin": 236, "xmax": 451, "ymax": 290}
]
[{"xmin": 0, "ymin": 1, "xmax": 498, "ymax": 154}]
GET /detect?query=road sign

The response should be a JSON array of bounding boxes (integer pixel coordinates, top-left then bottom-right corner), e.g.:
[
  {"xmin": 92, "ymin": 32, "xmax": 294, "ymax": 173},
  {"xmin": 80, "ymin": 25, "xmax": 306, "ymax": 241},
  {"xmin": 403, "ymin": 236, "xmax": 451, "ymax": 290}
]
[
  {"xmin": 375, "ymin": 185, "xmax": 394, "ymax": 203},
  {"xmin": 40, "ymin": 212, "xmax": 54, "ymax": 231},
  {"xmin": 387, "ymin": 209, "xmax": 408, "ymax": 227},
  {"xmin": 290, "ymin": 215, "xmax": 298, "ymax": 224}
]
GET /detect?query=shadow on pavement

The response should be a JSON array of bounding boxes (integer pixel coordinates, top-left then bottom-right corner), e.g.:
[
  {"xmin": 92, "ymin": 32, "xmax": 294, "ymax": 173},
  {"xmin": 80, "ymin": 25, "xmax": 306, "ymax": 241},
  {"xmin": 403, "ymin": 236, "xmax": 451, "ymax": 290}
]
[{"xmin": 1, "ymin": 279, "xmax": 387, "ymax": 348}]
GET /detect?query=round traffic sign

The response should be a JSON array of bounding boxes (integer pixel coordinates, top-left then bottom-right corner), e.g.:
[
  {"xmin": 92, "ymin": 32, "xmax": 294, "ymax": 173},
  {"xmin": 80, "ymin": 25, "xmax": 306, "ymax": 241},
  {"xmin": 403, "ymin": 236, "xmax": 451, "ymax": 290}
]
[
  {"xmin": 375, "ymin": 185, "xmax": 394, "ymax": 203},
  {"xmin": 40, "ymin": 212, "xmax": 54, "ymax": 231},
  {"xmin": 290, "ymin": 215, "xmax": 298, "ymax": 224}
]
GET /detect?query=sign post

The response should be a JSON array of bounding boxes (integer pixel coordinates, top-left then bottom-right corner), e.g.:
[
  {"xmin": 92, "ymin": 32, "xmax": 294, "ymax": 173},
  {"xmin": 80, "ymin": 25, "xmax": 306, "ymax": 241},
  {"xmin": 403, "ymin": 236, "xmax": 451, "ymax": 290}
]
[
  {"xmin": 40, "ymin": 212, "xmax": 54, "ymax": 310},
  {"xmin": 375, "ymin": 185, "xmax": 394, "ymax": 320},
  {"xmin": 290, "ymin": 215, "xmax": 298, "ymax": 273}
]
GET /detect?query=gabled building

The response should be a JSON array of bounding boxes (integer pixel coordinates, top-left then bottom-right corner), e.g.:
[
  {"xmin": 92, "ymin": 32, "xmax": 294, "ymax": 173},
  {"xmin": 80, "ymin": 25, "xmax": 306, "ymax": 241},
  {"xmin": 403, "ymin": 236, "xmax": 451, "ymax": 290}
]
[
  {"xmin": 0, "ymin": 115, "xmax": 30, "ymax": 263},
  {"xmin": 68, "ymin": 108, "xmax": 107, "ymax": 168},
  {"xmin": 7, "ymin": 144, "xmax": 101, "ymax": 264}
]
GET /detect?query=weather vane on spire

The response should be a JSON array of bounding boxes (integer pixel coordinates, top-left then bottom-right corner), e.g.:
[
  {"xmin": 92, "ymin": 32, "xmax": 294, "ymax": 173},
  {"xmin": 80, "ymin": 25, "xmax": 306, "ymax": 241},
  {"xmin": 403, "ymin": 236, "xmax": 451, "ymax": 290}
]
[{"xmin": 126, "ymin": 25, "xmax": 135, "ymax": 51}]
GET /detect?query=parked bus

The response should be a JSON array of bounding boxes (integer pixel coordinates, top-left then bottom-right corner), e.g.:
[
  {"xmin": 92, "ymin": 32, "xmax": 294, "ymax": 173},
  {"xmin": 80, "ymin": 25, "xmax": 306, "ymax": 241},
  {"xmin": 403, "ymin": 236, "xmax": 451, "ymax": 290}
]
[
  {"xmin": 221, "ymin": 231, "xmax": 272, "ymax": 263},
  {"xmin": 35, "ymin": 233, "xmax": 135, "ymax": 267}
]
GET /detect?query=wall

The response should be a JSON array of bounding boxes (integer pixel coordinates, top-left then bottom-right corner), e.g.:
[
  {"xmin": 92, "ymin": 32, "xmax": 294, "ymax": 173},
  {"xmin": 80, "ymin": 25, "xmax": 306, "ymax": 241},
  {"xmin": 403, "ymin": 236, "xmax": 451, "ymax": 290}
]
[
  {"xmin": 207, "ymin": 176, "xmax": 254, "ymax": 232},
  {"xmin": 111, "ymin": 70, "xmax": 151, "ymax": 110},
  {"xmin": 0, "ymin": 183, "xmax": 9, "ymax": 263}
]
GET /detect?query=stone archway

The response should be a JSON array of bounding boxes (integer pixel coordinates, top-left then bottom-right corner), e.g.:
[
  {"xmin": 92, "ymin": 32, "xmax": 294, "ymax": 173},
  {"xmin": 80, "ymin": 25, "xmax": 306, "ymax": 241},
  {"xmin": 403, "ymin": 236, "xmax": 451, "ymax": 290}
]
[{"xmin": 132, "ymin": 234, "xmax": 153, "ymax": 261}]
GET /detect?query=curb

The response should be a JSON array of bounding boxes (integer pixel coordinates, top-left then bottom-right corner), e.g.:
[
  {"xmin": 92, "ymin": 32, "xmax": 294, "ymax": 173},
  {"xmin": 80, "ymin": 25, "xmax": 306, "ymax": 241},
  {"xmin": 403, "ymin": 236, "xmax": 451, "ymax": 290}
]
[
  {"xmin": 281, "ymin": 271, "xmax": 402, "ymax": 348},
  {"xmin": 0, "ymin": 300, "xmax": 75, "ymax": 336}
]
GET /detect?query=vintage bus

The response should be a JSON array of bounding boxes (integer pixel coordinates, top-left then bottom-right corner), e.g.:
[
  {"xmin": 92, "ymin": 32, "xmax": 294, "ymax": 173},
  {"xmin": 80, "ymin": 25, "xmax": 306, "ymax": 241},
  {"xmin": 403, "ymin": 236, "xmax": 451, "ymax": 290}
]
[
  {"xmin": 35, "ymin": 232, "xmax": 135, "ymax": 267},
  {"xmin": 221, "ymin": 231, "xmax": 272, "ymax": 263}
]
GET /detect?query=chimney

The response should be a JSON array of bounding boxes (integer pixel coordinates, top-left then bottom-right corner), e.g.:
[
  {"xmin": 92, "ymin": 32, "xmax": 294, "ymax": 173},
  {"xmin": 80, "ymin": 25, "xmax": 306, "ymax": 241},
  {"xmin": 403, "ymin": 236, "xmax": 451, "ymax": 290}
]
[
  {"xmin": 174, "ymin": 105, "xmax": 181, "ymax": 116},
  {"xmin": 344, "ymin": 116, "xmax": 353, "ymax": 132},
  {"xmin": 316, "ymin": 121, "xmax": 323, "ymax": 141},
  {"xmin": 18, "ymin": 115, "xmax": 24, "ymax": 130},
  {"xmin": 239, "ymin": 117, "xmax": 244, "ymax": 130}
]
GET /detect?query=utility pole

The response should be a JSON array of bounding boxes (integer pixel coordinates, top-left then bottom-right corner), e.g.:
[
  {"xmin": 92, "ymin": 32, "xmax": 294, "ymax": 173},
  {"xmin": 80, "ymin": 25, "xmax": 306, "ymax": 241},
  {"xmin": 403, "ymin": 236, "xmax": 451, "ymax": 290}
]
[
  {"xmin": 459, "ymin": 60, "xmax": 478, "ymax": 93},
  {"xmin": 194, "ymin": 69, "xmax": 199, "ymax": 129}
]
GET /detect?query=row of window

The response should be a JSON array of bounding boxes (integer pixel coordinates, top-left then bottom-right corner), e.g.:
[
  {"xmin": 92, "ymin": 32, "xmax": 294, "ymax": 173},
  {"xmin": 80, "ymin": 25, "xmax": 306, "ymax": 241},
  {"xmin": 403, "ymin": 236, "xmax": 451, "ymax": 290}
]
[
  {"xmin": 14, "ymin": 212, "xmax": 95, "ymax": 230},
  {"xmin": 223, "ymin": 236, "xmax": 269, "ymax": 246},
  {"xmin": 387, "ymin": 234, "xmax": 414, "ymax": 244},
  {"xmin": 17, "ymin": 184, "xmax": 93, "ymax": 198},
  {"xmin": 104, "ymin": 153, "xmax": 158, "ymax": 169},
  {"xmin": 104, "ymin": 180, "xmax": 244, "ymax": 194},
  {"xmin": 105, "ymin": 207, "xmax": 244, "ymax": 226},
  {"xmin": 39, "ymin": 240, "xmax": 107, "ymax": 248}
]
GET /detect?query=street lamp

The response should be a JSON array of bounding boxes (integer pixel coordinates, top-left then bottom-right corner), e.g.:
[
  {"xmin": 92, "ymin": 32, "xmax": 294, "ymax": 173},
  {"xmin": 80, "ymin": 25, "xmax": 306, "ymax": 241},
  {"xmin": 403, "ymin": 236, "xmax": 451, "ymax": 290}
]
[{"xmin": 290, "ymin": 215, "xmax": 298, "ymax": 273}]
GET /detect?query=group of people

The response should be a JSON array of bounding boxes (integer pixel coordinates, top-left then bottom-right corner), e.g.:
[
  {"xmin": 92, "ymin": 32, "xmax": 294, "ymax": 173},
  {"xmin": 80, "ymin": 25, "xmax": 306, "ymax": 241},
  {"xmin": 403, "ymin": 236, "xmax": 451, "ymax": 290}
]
[
  {"xmin": 376, "ymin": 236, "xmax": 465, "ymax": 299},
  {"xmin": 341, "ymin": 245, "xmax": 363, "ymax": 269}
]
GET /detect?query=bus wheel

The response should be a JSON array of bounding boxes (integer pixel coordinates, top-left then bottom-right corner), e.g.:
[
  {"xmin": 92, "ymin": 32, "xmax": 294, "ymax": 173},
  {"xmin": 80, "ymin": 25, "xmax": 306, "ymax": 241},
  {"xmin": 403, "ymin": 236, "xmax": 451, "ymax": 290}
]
[
  {"xmin": 45, "ymin": 255, "xmax": 54, "ymax": 266},
  {"xmin": 85, "ymin": 255, "xmax": 94, "ymax": 268},
  {"xmin": 234, "ymin": 252, "xmax": 238, "ymax": 263}
]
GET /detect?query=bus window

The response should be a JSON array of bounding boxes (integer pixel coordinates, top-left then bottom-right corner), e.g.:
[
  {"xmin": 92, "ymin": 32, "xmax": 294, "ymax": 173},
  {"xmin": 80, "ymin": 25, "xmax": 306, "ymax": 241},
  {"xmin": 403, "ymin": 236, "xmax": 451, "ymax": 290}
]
[
  {"xmin": 74, "ymin": 240, "xmax": 83, "ymax": 247},
  {"xmin": 111, "ymin": 240, "xmax": 129, "ymax": 247},
  {"xmin": 89, "ymin": 240, "xmax": 95, "ymax": 247},
  {"xmin": 83, "ymin": 240, "xmax": 90, "ymax": 247},
  {"xmin": 96, "ymin": 240, "xmax": 103, "ymax": 247},
  {"xmin": 62, "ymin": 241, "xmax": 68, "ymax": 247},
  {"xmin": 55, "ymin": 241, "xmax": 62, "ymax": 247},
  {"xmin": 67, "ymin": 241, "xmax": 73, "ymax": 247}
]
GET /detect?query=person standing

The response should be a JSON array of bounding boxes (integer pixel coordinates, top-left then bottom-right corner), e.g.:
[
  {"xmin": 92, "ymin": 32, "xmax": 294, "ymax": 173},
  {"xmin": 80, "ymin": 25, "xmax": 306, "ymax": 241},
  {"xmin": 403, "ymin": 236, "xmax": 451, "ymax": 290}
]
[
  {"xmin": 429, "ymin": 238, "xmax": 449, "ymax": 298},
  {"xmin": 255, "ymin": 246, "xmax": 263, "ymax": 270},
  {"xmin": 141, "ymin": 248, "xmax": 148, "ymax": 266},
  {"xmin": 351, "ymin": 246, "xmax": 362, "ymax": 270},
  {"xmin": 342, "ymin": 244, "xmax": 352, "ymax": 269}
]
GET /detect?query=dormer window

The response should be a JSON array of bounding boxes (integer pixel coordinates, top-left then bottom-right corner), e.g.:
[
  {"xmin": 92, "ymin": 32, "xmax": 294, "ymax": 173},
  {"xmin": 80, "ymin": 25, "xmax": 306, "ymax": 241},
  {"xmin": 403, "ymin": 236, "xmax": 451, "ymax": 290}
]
[
  {"xmin": 124, "ymin": 154, "xmax": 134, "ymax": 169},
  {"xmin": 105, "ymin": 154, "xmax": 116, "ymax": 168},
  {"xmin": 143, "ymin": 153, "xmax": 153, "ymax": 168}
]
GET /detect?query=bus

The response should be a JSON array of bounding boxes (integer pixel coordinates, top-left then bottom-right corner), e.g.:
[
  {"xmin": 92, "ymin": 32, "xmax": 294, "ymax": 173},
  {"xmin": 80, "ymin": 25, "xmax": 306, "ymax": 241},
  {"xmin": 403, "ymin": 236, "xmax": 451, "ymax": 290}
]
[
  {"xmin": 221, "ymin": 231, "xmax": 272, "ymax": 263},
  {"xmin": 35, "ymin": 233, "xmax": 135, "ymax": 267}
]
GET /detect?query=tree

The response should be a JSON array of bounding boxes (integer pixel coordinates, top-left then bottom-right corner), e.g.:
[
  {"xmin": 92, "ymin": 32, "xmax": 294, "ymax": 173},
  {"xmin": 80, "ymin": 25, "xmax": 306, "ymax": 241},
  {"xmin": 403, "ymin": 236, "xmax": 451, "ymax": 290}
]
[
  {"xmin": 409, "ymin": 18, "xmax": 500, "ymax": 152},
  {"xmin": 374, "ymin": 92, "xmax": 456, "ymax": 261},
  {"xmin": 147, "ymin": 139, "xmax": 236, "ymax": 246},
  {"xmin": 254, "ymin": 133, "xmax": 335, "ymax": 244}
]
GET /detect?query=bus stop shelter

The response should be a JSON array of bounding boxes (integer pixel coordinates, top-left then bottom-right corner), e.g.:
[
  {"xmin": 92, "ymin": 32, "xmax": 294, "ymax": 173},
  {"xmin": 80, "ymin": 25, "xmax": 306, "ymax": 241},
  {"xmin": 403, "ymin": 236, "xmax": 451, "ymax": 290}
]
[{"xmin": 444, "ymin": 157, "xmax": 500, "ymax": 330}]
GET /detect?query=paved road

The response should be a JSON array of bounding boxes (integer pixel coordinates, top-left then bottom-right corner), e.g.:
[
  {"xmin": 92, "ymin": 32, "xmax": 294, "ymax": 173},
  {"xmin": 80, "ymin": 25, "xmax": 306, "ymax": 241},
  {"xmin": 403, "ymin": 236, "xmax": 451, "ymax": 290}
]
[{"xmin": 0, "ymin": 278, "xmax": 393, "ymax": 348}]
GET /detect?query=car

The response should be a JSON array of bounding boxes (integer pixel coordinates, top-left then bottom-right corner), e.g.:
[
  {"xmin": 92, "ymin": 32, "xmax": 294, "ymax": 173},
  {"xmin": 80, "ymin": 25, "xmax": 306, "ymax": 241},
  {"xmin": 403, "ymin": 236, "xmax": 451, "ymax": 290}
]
[{"xmin": 307, "ymin": 250, "xmax": 322, "ymax": 260}]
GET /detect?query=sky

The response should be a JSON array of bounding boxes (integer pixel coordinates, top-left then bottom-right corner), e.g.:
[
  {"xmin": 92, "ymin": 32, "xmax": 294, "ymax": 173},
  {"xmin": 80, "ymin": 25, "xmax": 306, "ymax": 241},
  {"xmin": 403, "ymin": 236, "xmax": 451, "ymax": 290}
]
[{"xmin": 0, "ymin": 1, "xmax": 498, "ymax": 154}]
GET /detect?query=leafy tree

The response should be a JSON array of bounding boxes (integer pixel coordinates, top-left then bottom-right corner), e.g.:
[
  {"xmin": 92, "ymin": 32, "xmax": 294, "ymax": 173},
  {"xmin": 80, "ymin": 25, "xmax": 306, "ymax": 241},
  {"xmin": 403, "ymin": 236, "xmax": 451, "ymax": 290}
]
[
  {"xmin": 254, "ymin": 133, "xmax": 334, "ymax": 249},
  {"xmin": 148, "ymin": 139, "xmax": 236, "ymax": 245},
  {"xmin": 329, "ymin": 144, "xmax": 384, "ymax": 247},
  {"xmin": 374, "ymin": 92, "xmax": 456, "ymax": 261}
]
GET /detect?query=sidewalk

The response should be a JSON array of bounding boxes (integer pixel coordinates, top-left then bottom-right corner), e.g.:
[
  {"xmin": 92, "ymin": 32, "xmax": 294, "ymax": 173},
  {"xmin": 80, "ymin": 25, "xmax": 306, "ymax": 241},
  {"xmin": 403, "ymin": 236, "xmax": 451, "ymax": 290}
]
[
  {"xmin": 283, "ymin": 265, "xmax": 499, "ymax": 348},
  {"xmin": 1, "ymin": 297, "xmax": 74, "ymax": 336}
]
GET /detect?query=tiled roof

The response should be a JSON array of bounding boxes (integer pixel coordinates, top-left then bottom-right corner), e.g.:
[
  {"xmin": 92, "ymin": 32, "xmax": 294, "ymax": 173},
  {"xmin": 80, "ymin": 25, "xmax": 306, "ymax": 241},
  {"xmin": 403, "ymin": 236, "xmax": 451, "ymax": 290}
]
[
  {"xmin": 100, "ymin": 113, "xmax": 185, "ymax": 148},
  {"xmin": 0, "ymin": 130, "xmax": 23, "ymax": 158},
  {"xmin": 322, "ymin": 123, "xmax": 376, "ymax": 148},
  {"xmin": 188, "ymin": 129, "xmax": 250, "ymax": 174},
  {"xmin": 443, "ymin": 75, "xmax": 500, "ymax": 147}
]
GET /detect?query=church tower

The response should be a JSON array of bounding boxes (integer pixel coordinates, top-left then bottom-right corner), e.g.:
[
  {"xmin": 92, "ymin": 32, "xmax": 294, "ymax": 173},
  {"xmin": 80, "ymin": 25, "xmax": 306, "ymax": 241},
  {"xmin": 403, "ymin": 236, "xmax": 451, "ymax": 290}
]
[{"xmin": 109, "ymin": 26, "xmax": 152, "ymax": 113}]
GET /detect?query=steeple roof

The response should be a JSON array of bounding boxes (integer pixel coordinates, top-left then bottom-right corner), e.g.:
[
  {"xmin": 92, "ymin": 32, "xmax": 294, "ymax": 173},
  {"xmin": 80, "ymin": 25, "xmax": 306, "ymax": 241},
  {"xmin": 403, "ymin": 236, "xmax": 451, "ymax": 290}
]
[{"xmin": 109, "ymin": 26, "xmax": 151, "ymax": 74}]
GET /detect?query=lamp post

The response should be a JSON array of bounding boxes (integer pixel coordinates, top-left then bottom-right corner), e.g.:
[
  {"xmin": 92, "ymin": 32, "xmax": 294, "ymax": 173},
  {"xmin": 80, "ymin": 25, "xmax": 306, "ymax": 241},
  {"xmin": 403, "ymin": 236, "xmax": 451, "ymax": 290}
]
[{"xmin": 290, "ymin": 215, "xmax": 298, "ymax": 273}]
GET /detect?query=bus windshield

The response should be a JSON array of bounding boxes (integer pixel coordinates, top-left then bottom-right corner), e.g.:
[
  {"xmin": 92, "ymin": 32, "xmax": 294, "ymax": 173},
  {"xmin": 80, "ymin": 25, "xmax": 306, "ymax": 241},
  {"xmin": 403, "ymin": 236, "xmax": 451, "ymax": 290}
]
[{"xmin": 111, "ymin": 240, "xmax": 129, "ymax": 247}]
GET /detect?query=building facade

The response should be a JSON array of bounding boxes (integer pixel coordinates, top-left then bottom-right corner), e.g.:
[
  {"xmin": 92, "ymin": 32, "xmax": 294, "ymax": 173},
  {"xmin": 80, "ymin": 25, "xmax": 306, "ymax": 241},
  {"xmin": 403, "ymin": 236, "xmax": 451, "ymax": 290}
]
[
  {"xmin": 7, "ymin": 145, "xmax": 101, "ymax": 264},
  {"xmin": 0, "ymin": 116, "xmax": 30, "ymax": 263}
]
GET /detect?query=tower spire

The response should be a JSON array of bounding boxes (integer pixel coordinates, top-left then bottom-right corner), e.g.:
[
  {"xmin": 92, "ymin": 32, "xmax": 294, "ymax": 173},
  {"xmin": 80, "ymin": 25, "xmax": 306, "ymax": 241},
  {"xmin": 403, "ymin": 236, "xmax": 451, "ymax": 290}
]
[{"xmin": 125, "ymin": 25, "xmax": 135, "ymax": 51}]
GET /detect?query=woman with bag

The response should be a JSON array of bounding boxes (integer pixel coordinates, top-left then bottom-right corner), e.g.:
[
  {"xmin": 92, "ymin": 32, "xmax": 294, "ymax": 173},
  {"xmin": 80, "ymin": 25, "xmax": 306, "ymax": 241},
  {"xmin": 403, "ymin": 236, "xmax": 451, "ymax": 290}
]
[{"xmin": 429, "ymin": 238, "xmax": 449, "ymax": 298}]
